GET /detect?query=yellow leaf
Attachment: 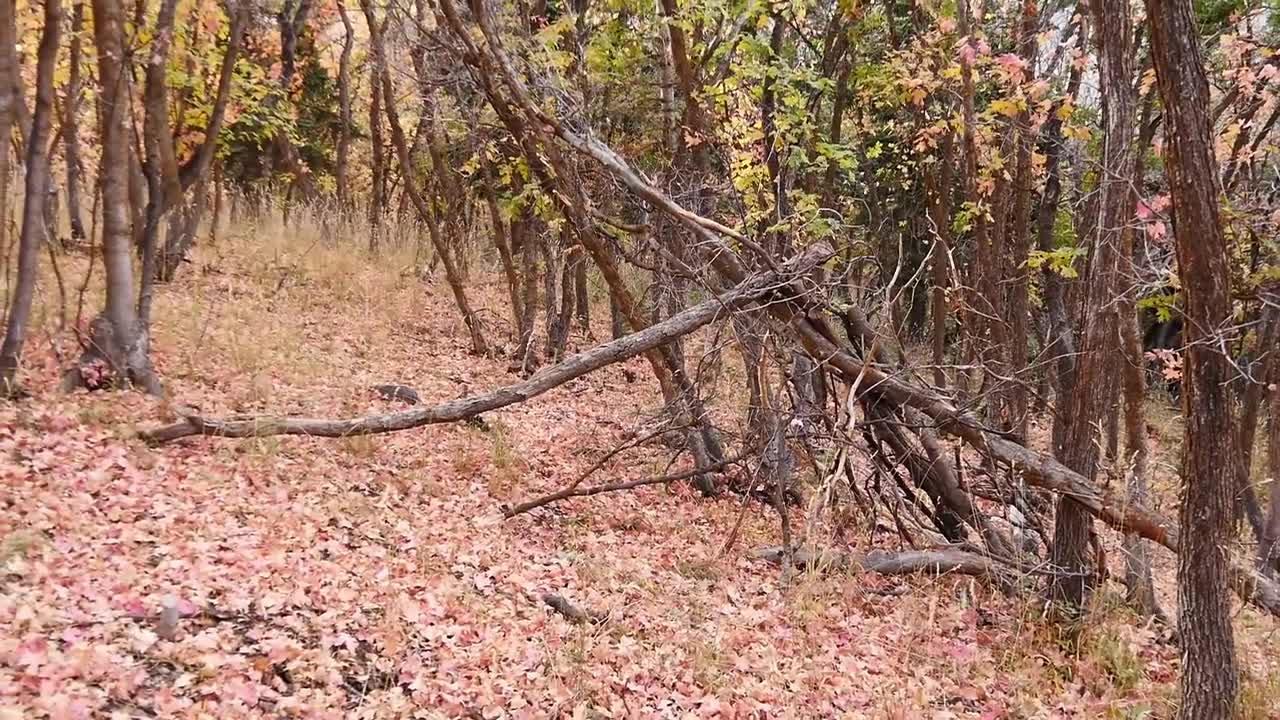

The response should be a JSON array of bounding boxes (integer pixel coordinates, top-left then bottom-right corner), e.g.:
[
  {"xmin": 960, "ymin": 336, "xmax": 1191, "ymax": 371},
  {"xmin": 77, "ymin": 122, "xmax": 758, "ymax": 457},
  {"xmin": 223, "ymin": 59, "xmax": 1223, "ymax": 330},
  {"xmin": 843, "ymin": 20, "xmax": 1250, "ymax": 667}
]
[{"xmin": 990, "ymin": 99, "xmax": 1019, "ymax": 117}]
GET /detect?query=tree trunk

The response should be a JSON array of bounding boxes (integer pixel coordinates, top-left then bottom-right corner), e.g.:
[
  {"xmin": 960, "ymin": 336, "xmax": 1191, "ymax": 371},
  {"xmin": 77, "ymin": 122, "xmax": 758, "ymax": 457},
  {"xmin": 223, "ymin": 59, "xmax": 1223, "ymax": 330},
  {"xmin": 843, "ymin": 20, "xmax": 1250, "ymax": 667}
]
[
  {"xmin": 1265, "ymin": 353, "xmax": 1280, "ymax": 572},
  {"xmin": 1149, "ymin": 0, "xmax": 1243, "ymax": 714},
  {"xmin": 0, "ymin": 0, "xmax": 18, "ymax": 261},
  {"xmin": 138, "ymin": 0, "xmax": 181, "ymax": 328},
  {"xmin": 481, "ymin": 159, "xmax": 524, "ymax": 341},
  {"xmin": 1120, "ymin": 308, "xmax": 1161, "ymax": 614},
  {"xmin": 1037, "ymin": 28, "xmax": 1086, "ymax": 455},
  {"xmin": 63, "ymin": 1, "xmax": 87, "ymax": 244},
  {"xmin": 1001, "ymin": 0, "xmax": 1038, "ymax": 443},
  {"xmin": 0, "ymin": 0, "xmax": 61, "ymax": 396},
  {"xmin": 157, "ymin": 3, "xmax": 245, "ymax": 280},
  {"xmin": 273, "ymin": 0, "xmax": 314, "ymax": 213},
  {"xmin": 925, "ymin": 127, "xmax": 954, "ymax": 390},
  {"xmin": 515, "ymin": 212, "xmax": 539, "ymax": 374},
  {"xmin": 334, "ymin": 0, "xmax": 354, "ymax": 216},
  {"xmin": 368, "ymin": 46, "xmax": 386, "ymax": 252},
  {"xmin": 542, "ymin": 231, "xmax": 564, "ymax": 359},
  {"xmin": 574, "ymin": 251, "xmax": 590, "ymax": 334},
  {"xmin": 1049, "ymin": 0, "xmax": 1134, "ymax": 609},
  {"xmin": 955, "ymin": 0, "xmax": 1004, "ymax": 411},
  {"xmin": 362, "ymin": 0, "xmax": 488, "ymax": 356},
  {"xmin": 68, "ymin": 0, "xmax": 160, "ymax": 395}
]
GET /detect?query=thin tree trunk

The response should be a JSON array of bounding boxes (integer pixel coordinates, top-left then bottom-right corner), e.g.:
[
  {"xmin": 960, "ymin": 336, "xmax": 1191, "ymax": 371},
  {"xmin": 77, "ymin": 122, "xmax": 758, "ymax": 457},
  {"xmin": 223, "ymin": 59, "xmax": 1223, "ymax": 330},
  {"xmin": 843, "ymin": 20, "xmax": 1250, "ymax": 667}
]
[
  {"xmin": 0, "ymin": 0, "xmax": 18, "ymax": 261},
  {"xmin": 273, "ymin": 0, "xmax": 314, "ymax": 213},
  {"xmin": 157, "ymin": 3, "xmax": 245, "ymax": 280},
  {"xmin": 0, "ymin": 0, "xmax": 61, "ymax": 395},
  {"xmin": 481, "ymin": 159, "xmax": 524, "ymax": 340},
  {"xmin": 1120, "ymin": 308, "xmax": 1161, "ymax": 614},
  {"xmin": 368, "ymin": 56, "xmax": 386, "ymax": 252},
  {"xmin": 1118, "ymin": 93, "xmax": 1161, "ymax": 612},
  {"xmin": 68, "ymin": 0, "xmax": 160, "ymax": 395},
  {"xmin": 1265, "ymin": 352, "xmax": 1280, "ymax": 572},
  {"xmin": 63, "ymin": 2, "xmax": 87, "ymax": 244},
  {"xmin": 1038, "ymin": 13, "xmax": 1086, "ymax": 455},
  {"xmin": 515, "ymin": 212, "xmax": 539, "ymax": 373},
  {"xmin": 334, "ymin": 0, "xmax": 354, "ymax": 216},
  {"xmin": 138, "ymin": 0, "xmax": 181, "ymax": 329},
  {"xmin": 574, "ymin": 251, "xmax": 590, "ymax": 334},
  {"xmin": 553, "ymin": 244, "xmax": 580, "ymax": 359},
  {"xmin": 926, "ymin": 128, "xmax": 953, "ymax": 390},
  {"xmin": 1149, "ymin": 0, "xmax": 1243, "ymax": 714},
  {"xmin": 542, "ymin": 231, "xmax": 563, "ymax": 359},
  {"xmin": 1002, "ymin": 0, "xmax": 1038, "ymax": 442},
  {"xmin": 956, "ymin": 0, "xmax": 1003, "ymax": 408},
  {"xmin": 1049, "ymin": 0, "xmax": 1134, "ymax": 609},
  {"xmin": 362, "ymin": 0, "xmax": 488, "ymax": 356}
]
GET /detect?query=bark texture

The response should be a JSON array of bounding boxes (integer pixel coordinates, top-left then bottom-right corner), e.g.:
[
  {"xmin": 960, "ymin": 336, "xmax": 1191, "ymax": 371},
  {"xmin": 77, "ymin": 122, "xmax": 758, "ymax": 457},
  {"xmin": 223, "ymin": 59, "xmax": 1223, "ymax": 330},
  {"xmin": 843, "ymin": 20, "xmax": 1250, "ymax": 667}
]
[{"xmin": 1148, "ymin": 0, "xmax": 1242, "ymax": 715}]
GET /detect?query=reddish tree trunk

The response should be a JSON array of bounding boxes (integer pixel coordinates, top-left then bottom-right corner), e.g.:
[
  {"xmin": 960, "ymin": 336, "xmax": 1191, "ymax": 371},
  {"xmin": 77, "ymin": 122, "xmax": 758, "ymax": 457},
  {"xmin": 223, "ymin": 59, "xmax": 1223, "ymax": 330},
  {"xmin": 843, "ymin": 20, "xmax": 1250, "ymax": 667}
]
[
  {"xmin": 1049, "ymin": 0, "xmax": 1135, "ymax": 608},
  {"xmin": 1149, "ymin": 0, "xmax": 1243, "ymax": 714}
]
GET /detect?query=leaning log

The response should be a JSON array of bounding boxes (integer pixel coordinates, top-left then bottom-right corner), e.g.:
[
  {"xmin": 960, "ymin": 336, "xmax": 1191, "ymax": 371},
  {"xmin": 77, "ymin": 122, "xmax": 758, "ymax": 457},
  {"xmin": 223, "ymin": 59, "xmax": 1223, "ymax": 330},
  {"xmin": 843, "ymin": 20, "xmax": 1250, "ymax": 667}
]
[{"xmin": 138, "ymin": 244, "xmax": 830, "ymax": 443}]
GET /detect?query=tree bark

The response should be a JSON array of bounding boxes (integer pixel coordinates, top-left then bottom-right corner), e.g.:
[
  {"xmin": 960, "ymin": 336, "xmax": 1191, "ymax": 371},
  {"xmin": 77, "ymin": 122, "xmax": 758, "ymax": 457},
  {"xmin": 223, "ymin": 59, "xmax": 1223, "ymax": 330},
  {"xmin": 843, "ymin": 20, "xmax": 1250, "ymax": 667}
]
[
  {"xmin": 138, "ymin": 0, "xmax": 182, "ymax": 327},
  {"xmin": 1001, "ymin": 0, "xmax": 1038, "ymax": 442},
  {"xmin": 925, "ymin": 125, "xmax": 953, "ymax": 390},
  {"xmin": 334, "ymin": 0, "xmax": 355, "ymax": 216},
  {"xmin": 0, "ymin": 0, "xmax": 18, "ymax": 260},
  {"xmin": 68, "ymin": 0, "xmax": 160, "ymax": 395},
  {"xmin": 1149, "ymin": 0, "xmax": 1243, "ymax": 714},
  {"xmin": 1048, "ymin": 0, "xmax": 1135, "ymax": 609},
  {"xmin": 0, "ymin": 0, "xmax": 61, "ymax": 396},
  {"xmin": 481, "ymin": 158, "xmax": 525, "ymax": 342},
  {"xmin": 955, "ymin": 0, "xmax": 1005, "ymax": 408},
  {"xmin": 367, "ymin": 44, "xmax": 386, "ymax": 252},
  {"xmin": 1036, "ymin": 15, "xmax": 1086, "ymax": 453},
  {"xmin": 515, "ymin": 211, "xmax": 539, "ymax": 373},
  {"xmin": 63, "ymin": 1, "xmax": 88, "ymax": 244},
  {"xmin": 1265, "ymin": 352, "xmax": 1280, "ymax": 572}
]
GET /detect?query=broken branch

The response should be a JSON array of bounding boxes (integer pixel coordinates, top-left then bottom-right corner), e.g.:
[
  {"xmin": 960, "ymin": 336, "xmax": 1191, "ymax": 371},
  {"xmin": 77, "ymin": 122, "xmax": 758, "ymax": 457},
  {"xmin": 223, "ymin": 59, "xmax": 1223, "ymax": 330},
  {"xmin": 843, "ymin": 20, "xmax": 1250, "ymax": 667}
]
[
  {"xmin": 503, "ymin": 454, "xmax": 743, "ymax": 518},
  {"xmin": 138, "ymin": 246, "xmax": 830, "ymax": 444}
]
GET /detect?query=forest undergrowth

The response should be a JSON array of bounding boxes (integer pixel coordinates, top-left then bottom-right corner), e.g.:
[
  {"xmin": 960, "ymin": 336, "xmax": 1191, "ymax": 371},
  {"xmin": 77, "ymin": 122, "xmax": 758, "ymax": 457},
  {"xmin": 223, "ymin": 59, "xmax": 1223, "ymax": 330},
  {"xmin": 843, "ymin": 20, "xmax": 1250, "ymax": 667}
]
[{"xmin": 2, "ymin": 214, "xmax": 1278, "ymax": 719}]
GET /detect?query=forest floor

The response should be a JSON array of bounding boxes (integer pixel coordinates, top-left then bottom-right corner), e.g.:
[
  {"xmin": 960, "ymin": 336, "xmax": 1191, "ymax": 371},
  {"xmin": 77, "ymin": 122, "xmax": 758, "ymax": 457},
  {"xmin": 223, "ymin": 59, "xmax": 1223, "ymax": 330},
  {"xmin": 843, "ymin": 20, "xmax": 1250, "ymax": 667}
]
[{"xmin": 2, "ymin": 218, "xmax": 1278, "ymax": 719}]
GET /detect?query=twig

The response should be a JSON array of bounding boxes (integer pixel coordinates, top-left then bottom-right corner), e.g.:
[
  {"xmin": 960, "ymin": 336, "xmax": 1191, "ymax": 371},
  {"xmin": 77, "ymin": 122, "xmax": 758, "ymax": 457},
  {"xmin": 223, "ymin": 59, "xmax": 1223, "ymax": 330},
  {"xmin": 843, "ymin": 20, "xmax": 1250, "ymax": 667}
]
[{"xmin": 502, "ymin": 454, "xmax": 743, "ymax": 518}]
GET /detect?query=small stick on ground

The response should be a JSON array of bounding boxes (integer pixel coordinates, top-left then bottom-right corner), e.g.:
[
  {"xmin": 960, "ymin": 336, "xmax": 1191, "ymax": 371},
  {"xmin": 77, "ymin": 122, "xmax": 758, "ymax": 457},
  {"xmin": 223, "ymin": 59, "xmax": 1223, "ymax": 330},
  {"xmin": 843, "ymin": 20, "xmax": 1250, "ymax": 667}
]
[{"xmin": 503, "ymin": 455, "xmax": 743, "ymax": 518}]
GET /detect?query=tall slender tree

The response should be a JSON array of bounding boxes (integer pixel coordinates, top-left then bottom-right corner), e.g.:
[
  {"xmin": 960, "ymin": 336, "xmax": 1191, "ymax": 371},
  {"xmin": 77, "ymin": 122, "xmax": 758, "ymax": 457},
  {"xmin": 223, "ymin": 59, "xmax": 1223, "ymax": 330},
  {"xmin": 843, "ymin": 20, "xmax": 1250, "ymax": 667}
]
[
  {"xmin": 1148, "ymin": 0, "xmax": 1243, "ymax": 715},
  {"xmin": 67, "ymin": 0, "xmax": 161, "ymax": 394},
  {"xmin": 1049, "ymin": 0, "xmax": 1136, "ymax": 608},
  {"xmin": 0, "ymin": 0, "xmax": 62, "ymax": 395}
]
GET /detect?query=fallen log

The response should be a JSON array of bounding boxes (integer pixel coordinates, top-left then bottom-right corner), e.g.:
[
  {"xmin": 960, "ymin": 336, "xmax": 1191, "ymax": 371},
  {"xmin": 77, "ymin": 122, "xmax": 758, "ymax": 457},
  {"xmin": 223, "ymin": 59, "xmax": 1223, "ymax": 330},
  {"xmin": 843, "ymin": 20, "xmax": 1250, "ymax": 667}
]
[
  {"xmin": 137, "ymin": 248, "xmax": 827, "ymax": 443},
  {"xmin": 752, "ymin": 545, "xmax": 1016, "ymax": 587}
]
